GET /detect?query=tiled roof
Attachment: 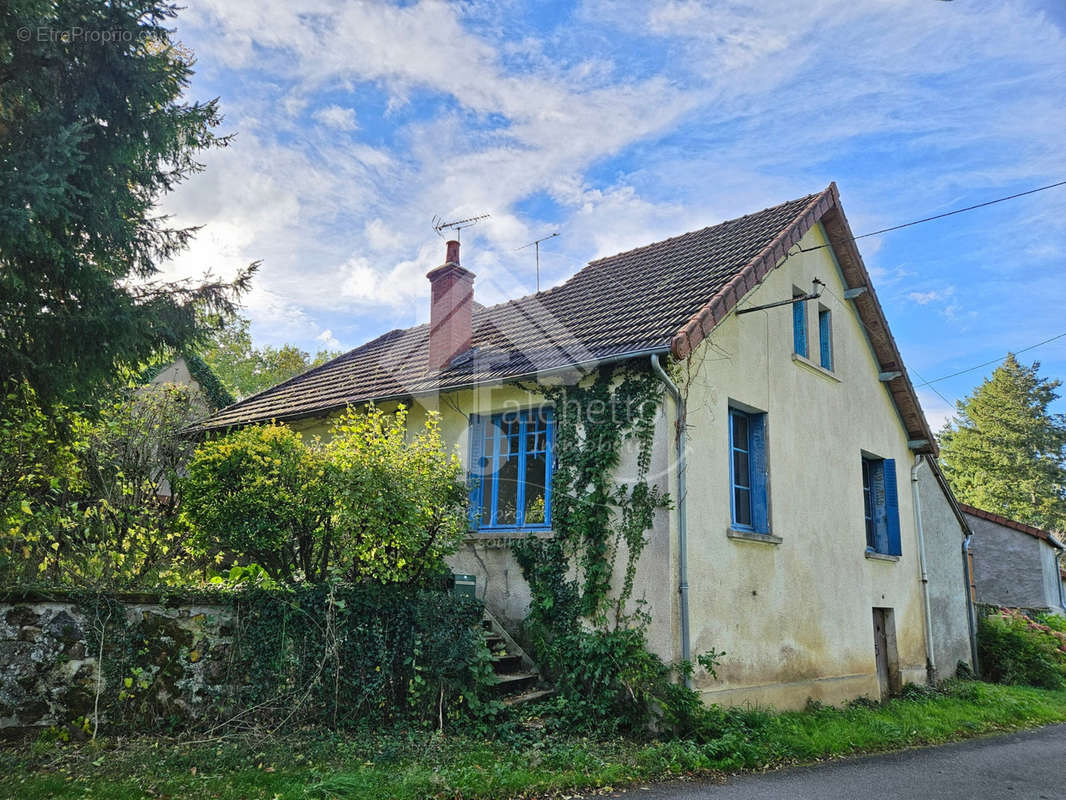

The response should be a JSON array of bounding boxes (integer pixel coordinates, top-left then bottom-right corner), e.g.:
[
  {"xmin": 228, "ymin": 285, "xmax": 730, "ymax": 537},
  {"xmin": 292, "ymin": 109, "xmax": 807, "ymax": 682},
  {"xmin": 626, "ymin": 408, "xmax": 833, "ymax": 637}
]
[
  {"xmin": 958, "ymin": 503, "xmax": 1065, "ymax": 549},
  {"xmin": 200, "ymin": 193, "xmax": 817, "ymax": 429},
  {"xmin": 198, "ymin": 184, "xmax": 935, "ymax": 453}
]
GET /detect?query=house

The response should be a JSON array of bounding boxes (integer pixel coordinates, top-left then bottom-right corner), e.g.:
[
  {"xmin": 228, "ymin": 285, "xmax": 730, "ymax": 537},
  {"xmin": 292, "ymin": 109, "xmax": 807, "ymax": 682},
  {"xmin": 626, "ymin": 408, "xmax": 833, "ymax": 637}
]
[
  {"xmin": 961, "ymin": 503, "xmax": 1066, "ymax": 614},
  {"xmin": 200, "ymin": 183, "xmax": 976, "ymax": 708},
  {"xmin": 147, "ymin": 355, "xmax": 233, "ymax": 498}
]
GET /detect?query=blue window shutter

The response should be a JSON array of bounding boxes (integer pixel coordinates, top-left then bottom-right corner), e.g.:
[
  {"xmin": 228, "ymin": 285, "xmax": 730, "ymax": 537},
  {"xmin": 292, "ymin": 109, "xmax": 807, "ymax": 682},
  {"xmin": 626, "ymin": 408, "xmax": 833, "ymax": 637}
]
[
  {"xmin": 870, "ymin": 459, "xmax": 888, "ymax": 553},
  {"xmin": 750, "ymin": 414, "xmax": 769, "ymax": 533},
  {"xmin": 467, "ymin": 414, "xmax": 485, "ymax": 530},
  {"xmin": 819, "ymin": 309, "xmax": 832, "ymax": 369},
  {"xmin": 883, "ymin": 458, "xmax": 902, "ymax": 556},
  {"xmin": 793, "ymin": 300, "xmax": 807, "ymax": 357}
]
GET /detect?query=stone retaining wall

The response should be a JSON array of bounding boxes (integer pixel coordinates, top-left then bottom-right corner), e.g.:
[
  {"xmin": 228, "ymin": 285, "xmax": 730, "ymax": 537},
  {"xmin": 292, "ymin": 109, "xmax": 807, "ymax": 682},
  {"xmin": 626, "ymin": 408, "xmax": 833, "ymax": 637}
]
[{"xmin": 0, "ymin": 593, "xmax": 232, "ymax": 732}]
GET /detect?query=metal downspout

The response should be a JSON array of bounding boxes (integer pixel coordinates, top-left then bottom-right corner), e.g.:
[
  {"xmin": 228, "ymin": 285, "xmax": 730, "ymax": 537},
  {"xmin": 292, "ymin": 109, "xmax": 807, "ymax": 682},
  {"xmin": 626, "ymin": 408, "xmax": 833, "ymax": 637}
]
[
  {"xmin": 650, "ymin": 354, "xmax": 691, "ymax": 683},
  {"xmin": 1056, "ymin": 549, "xmax": 1066, "ymax": 614},
  {"xmin": 963, "ymin": 532, "xmax": 979, "ymax": 673},
  {"xmin": 911, "ymin": 455, "xmax": 937, "ymax": 681}
]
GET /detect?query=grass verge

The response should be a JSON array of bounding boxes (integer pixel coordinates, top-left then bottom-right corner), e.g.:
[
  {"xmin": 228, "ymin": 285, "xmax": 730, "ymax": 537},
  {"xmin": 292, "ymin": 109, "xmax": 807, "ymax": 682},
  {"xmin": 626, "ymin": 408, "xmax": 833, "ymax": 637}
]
[{"xmin": 3, "ymin": 681, "xmax": 1066, "ymax": 800}]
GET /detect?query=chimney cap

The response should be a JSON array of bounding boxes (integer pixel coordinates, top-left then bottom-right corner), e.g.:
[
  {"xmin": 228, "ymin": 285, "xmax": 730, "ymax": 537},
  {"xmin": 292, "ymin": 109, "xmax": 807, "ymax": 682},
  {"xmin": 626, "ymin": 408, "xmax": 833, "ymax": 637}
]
[
  {"xmin": 445, "ymin": 239, "xmax": 460, "ymax": 265},
  {"xmin": 426, "ymin": 262, "xmax": 475, "ymax": 282}
]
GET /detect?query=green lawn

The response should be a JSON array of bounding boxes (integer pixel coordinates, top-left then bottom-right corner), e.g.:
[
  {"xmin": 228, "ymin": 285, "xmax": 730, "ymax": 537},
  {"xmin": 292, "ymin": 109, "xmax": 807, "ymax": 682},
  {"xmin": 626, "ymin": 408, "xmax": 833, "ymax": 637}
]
[{"xmin": 4, "ymin": 681, "xmax": 1066, "ymax": 800}]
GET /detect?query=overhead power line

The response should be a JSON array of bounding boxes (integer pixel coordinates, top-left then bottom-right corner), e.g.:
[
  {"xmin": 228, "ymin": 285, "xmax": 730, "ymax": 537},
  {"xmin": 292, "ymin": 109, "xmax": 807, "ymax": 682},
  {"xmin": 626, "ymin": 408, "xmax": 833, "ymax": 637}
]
[
  {"xmin": 916, "ymin": 331, "xmax": 1066, "ymax": 387},
  {"xmin": 798, "ymin": 179, "xmax": 1066, "ymax": 253}
]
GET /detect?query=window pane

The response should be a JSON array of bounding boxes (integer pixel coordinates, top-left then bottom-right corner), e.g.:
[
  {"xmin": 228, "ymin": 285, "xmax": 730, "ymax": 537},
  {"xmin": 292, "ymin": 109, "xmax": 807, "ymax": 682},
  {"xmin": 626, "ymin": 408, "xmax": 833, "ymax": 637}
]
[
  {"xmin": 526, "ymin": 422, "xmax": 546, "ymax": 453},
  {"xmin": 524, "ymin": 453, "xmax": 547, "ymax": 524},
  {"xmin": 496, "ymin": 451, "xmax": 519, "ymax": 525},
  {"xmin": 734, "ymin": 488, "xmax": 751, "ymax": 526},
  {"xmin": 733, "ymin": 450, "xmax": 750, "ymax": 488},
  {"xmin": 732, "ymin": 413, "xmax": 748, "ymax": 447},
  {"xmin": 480, "ymin": 468, "xmax": 494, "ymax": 526}
]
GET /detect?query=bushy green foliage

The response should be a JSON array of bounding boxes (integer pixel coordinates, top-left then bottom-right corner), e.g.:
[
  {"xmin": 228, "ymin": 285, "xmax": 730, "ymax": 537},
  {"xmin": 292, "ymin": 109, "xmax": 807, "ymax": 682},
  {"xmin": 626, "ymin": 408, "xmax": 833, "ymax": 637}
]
[
  {"xmin": 978, "ymin": 608, "xmax": 1066, "ymax": 689},
  {"xmin": 2, "ymin": 381, "xmax": 209, "ymax": 588},
  {"xmin": 328, "ymin": 405, "xmax": 467, "ymax": 584},
  {"xmin": 0, "ymin": 383, "xmax": 84, "ymax": 573},
  {"xmin": 939, "ymin": 355, "xmax": 1066, "ymax": 532},
  {"xmin": 182, "ymin": 406, "xmax": 467, "ymax": 584},
  {"xmin": 224, "ymin": 585, "xmax": 496, "ymax": 730},
  {"xmin": 182, "ymin": 424, "xmax": 335, "ymax": 582}
]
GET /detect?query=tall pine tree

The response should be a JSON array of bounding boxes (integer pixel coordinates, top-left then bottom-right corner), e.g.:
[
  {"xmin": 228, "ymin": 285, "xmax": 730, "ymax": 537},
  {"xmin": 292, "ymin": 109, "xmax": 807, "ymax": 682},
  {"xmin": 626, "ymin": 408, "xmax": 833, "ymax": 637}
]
[
  {"xmin": 939, "ymin": 354, "xmax": 1066, "ymax": 532},
  {"xmin": 0, "ymin": 0, "xmax": 254, "ymax": 407}
]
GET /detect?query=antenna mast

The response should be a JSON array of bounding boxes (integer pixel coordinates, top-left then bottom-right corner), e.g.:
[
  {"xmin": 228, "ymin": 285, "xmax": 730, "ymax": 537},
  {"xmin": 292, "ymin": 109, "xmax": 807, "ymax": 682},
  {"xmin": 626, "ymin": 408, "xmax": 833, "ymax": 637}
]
[
  {"xmin": 432, "ymin": 213, "xmax": 490, "ymax": 242},
  {"xmin": 516, "ymin": 232, "xmax": 559, "ymax": 292}
]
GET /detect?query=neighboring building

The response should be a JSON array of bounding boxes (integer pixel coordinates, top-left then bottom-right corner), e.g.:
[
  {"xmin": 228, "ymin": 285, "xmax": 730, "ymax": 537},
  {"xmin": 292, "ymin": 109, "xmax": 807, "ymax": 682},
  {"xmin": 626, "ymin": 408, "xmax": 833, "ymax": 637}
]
[
  {"xmin": 200, "ymin": 183, "xmax": 976, "ymax": 708},
  {"xmin": 961, "ymin": 503, "xmax": 1066, "ymax": 614},
  {"xmin": 147, "ymin": 355, "xmax": 233, "ymax": 498}
]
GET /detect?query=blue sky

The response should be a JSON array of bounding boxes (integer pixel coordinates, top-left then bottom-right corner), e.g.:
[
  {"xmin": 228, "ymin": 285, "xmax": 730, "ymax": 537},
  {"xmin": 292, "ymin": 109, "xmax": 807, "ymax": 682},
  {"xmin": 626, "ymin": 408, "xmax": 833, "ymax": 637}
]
[{"xmin": 163, "ymin": 0, "xmax": 1066, "ymax": 428}]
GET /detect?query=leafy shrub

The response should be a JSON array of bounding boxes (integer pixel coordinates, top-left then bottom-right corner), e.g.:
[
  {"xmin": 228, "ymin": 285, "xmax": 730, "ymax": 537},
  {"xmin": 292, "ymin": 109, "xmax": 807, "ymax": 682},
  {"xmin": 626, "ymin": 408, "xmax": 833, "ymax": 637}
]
[
  {"xmin": 978, "ymin": 608, "xmax": 1066, "ymax": 689},
  {"xmin": 182, "ymin": 424, "xmax": 335, "ymax": 582},
  {"xmin": 84, "ymin": 584, "xmax": 496, "ymax": 732},
  {"xmin": 327, "ymin": 405, "xmax": 467, "ymax": 584},
  {"xmin": 225, "ymin": 584, "xmax": 497, "ymax": 730},
  {"xmin": 2, "ymin": 381, "xmax": 207, "ymax": 588},
  {"xmin": 182, "ymin": 405, "xmax": 467, "ymax": 585}
]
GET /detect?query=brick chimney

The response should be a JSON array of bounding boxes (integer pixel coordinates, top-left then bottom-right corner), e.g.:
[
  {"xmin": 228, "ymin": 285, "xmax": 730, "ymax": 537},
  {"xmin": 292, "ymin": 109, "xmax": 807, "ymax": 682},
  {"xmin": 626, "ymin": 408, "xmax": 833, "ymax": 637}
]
[{"xmin": 426, "ymin": 240, "xmax": 475, "ymax": 371}]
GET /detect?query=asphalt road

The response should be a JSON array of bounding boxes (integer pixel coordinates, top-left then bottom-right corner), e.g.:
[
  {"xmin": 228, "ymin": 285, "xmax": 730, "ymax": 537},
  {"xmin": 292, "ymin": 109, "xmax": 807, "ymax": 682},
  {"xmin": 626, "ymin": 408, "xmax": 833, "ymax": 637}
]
[{"xmin": 614, "ymin": 724, "xmax": 1066, "ymax": 799}]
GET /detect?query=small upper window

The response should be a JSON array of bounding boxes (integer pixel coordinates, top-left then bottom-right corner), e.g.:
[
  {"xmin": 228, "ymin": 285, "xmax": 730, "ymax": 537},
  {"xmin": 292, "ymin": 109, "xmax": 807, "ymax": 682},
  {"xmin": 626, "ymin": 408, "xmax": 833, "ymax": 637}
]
[
  {"xmin": 818, "ymin": 306, "xmax": 833, "ymax": 370},
  {"xmin": 862, "ymin": 455, "xmax": 901, "ymax": 556},
  {"xmin": 792, "ymin": 291, "xmax": 808, "ymax": 358},
  {"xmin": 730, "ymin": 408, "xmax": 769, "ymax": 533}
]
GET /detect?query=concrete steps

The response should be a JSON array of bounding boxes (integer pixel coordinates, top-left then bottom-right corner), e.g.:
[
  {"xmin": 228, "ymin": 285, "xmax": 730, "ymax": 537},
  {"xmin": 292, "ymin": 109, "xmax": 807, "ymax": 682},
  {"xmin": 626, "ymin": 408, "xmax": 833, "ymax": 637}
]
[{"xmin": 480, "ymin": 609, "xmax": 551, "ymax": 703}]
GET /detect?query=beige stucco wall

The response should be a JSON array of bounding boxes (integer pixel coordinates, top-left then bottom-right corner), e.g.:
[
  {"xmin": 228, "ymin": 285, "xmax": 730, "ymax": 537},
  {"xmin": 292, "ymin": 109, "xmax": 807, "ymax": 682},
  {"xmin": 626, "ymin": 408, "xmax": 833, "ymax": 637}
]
[{"xmin": 679, "ymin": 223, "xmax": 930, "ymax": 708}]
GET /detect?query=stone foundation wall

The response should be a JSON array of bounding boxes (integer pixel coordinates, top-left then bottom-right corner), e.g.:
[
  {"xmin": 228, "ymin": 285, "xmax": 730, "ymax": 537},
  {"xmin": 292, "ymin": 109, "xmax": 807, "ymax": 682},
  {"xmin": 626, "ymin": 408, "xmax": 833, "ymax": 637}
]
[{"xmin": 0, "ymin": 594, "xmax": 232, "ymax": 732}]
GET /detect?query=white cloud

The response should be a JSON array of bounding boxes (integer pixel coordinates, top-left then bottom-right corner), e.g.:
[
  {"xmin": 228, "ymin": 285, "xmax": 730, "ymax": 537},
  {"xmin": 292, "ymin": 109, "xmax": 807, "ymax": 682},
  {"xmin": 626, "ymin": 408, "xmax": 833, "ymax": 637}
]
[
  {"xmin": 908, "ymin": 289, "xmax": 953, "ymax": 306},
  {"xmin": 312, "ymin": 104, "xmax": 358, "ymax": 131},
  {"xmin": 918, "ymin": 390, "xmax": 956, "ymax": 434},
  {"xmin": 161, "ymin": 0, "xmax": 1066, "ymax": 367},
  {"xmin": 316, "ymin": 329, "xmax": 342, "ymax": 351}
]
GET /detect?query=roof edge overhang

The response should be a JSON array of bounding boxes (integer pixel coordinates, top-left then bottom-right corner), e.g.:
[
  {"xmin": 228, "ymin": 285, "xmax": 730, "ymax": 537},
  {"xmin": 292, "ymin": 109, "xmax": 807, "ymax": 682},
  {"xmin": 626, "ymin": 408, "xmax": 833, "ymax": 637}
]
[
  {"xmin": 958, "ymin": 502, "xmax": 1066, "ymax": 549},
  {"xmin": 669, "ymin": 182, "xmax": 937, "ymax": 456},
  {"xmin": 190, "ymin": 345, "xmax": 671, "ymax": 434}
]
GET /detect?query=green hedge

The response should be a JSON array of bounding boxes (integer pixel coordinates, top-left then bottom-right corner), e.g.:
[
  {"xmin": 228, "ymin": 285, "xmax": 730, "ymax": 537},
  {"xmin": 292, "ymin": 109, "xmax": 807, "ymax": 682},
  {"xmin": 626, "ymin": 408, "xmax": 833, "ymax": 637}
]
[
  {"xmin": 79, "ymin": 584, "xmax": 494, "ymax": 732},
  {"xmin": 225, "ymin": 585, "xmax": 494, "ymax": 728},
  {"xmin": 977, "ymin": 608, "xmax": 1066, "ymax": 689}
]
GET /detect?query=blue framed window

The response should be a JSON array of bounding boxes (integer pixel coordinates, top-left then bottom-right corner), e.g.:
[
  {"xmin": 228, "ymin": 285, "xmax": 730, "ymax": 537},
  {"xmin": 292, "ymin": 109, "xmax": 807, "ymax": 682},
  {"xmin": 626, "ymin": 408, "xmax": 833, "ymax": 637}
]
[
  {"xmin": 468, "ymin": 408, "xmax": 553, "ymax": 530},
  {"xmin": 793, "ymin": 294, "xmax": 808, "ymax": 358},
  {"xmin": 863, "ymin": 456, "xmax": 901, "ymax": 556},
  {"xmin": 729, "ymin": 408, "xmax": 769, "ymax": 533},
  {"xmin": 818, "ymin": 307, "xmax": 833, "ymax": 370}
]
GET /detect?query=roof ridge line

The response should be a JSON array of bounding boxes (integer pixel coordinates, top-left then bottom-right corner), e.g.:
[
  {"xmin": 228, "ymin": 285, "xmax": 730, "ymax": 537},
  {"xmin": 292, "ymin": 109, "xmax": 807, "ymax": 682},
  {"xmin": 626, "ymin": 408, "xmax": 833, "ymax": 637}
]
[{"xmin": 585, "ymin": 192, "xmax": 819, "ymax": 268}]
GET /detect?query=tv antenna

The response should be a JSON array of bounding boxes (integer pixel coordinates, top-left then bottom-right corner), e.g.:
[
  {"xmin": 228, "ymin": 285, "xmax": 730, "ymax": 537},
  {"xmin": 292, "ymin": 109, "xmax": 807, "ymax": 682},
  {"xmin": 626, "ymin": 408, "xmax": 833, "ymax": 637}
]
[
  {"xmin": 516, "ymin": 231, "xmax": 559, "ymax": 292},
  {"xmin": 432, "ymin": 213, "xmax": 490, "ymax": 241}
]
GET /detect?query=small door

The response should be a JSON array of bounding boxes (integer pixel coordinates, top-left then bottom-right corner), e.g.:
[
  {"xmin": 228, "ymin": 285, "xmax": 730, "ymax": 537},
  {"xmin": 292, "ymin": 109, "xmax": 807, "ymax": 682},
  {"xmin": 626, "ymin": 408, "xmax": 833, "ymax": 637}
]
[
  {"xmin": 872, "ymin": 608, "xmax": 900, "ymax": 699},
  {"xmin": 873, "ymin": 608, "xmax": 890, "ymax": 698}
]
